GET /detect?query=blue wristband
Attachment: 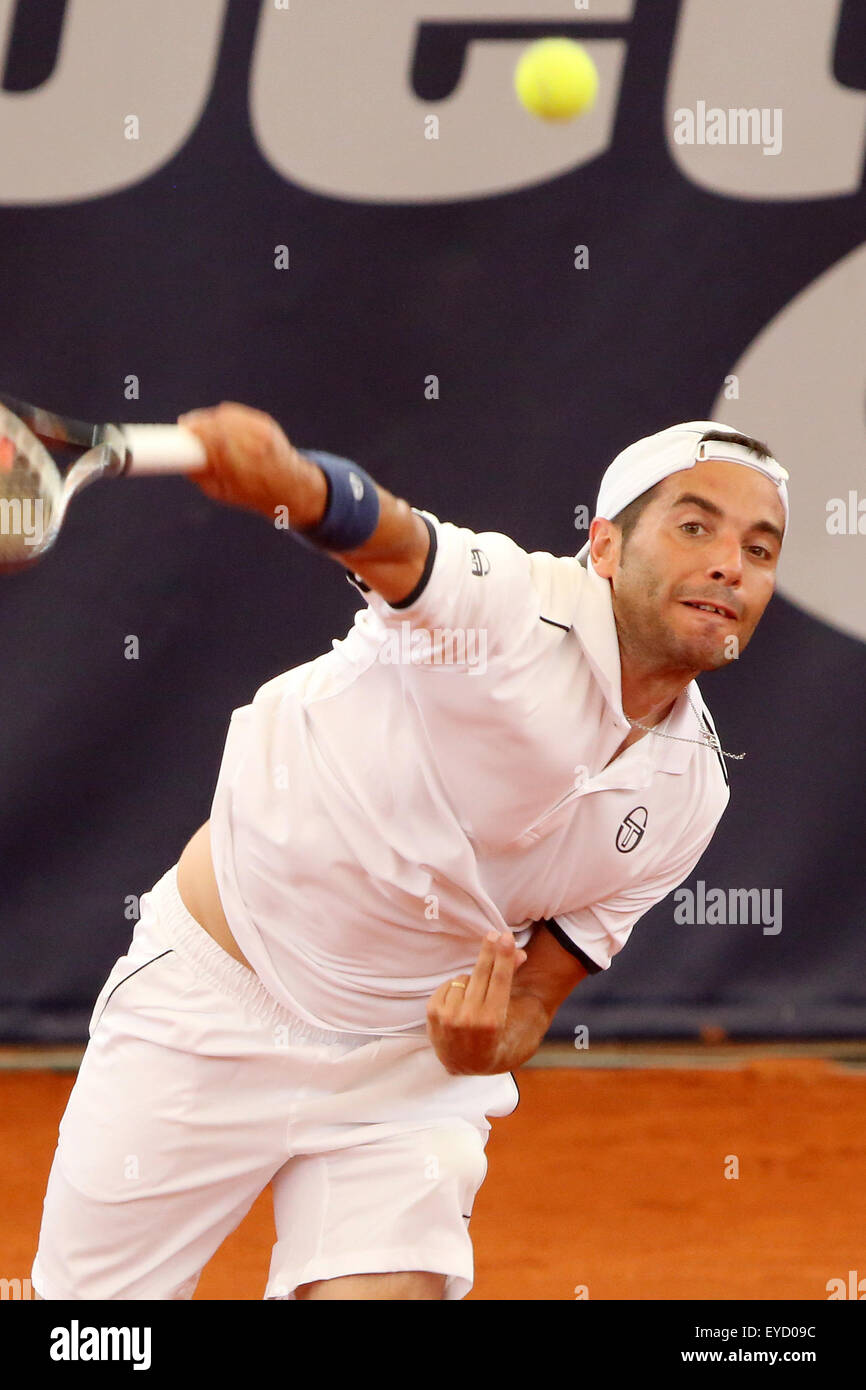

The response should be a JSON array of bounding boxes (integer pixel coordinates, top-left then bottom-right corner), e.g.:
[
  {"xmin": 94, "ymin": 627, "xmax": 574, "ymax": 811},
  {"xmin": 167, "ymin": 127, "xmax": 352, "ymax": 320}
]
[{"xmin": 295, "ymin": 450, "xmax": 380, "ymax": 552}]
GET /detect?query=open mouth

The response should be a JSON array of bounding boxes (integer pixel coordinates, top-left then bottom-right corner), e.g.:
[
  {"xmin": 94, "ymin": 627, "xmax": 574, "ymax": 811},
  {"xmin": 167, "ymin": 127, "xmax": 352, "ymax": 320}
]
[{"xmin": 680, "ymin": 600, "xmax": 738, "ymax": 620}]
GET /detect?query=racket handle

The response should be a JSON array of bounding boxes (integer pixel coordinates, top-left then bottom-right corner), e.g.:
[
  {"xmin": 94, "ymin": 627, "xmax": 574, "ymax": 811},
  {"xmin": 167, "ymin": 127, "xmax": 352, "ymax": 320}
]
[{"xmin": 121, "ymin": 425, "xmax": 208, "ymax": 475}]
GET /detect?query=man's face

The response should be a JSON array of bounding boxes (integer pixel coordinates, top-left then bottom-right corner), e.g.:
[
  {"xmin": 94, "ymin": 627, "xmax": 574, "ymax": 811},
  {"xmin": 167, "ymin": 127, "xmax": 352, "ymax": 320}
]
[{"xmin": 591, "ymin": 458, "xmax": 786, "ymax": 673}]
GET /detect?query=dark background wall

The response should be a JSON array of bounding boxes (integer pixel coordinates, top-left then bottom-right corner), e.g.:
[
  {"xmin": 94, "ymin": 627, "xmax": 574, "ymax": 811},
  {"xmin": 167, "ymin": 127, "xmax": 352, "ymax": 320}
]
[{"xmin": 1, "ymin": 0, "xmax": 864, "ymax": 1041}]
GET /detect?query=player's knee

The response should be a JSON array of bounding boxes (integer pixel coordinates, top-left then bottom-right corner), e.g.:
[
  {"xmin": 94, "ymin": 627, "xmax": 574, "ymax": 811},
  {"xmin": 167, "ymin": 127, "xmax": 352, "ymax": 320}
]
[{"xmin": 296, "ymin": 1270, "xmax": 445, "ymax": 1300}]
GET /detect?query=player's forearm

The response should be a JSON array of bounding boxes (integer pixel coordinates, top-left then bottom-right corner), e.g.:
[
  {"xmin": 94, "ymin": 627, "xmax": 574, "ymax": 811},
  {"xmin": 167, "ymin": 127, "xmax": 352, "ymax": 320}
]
[
  {"xmin": 179, "ymin": 403, "xmax": 430, "ymax": 603},
  {"xmin": 253, "ymin": 445, "xmax": 432, "ymax": 605},
  {"xmin": 330, "ymin": 491, "xmax": 430, "ymax": 602},
  {"xmin": 221, "ymin": 439, "xmax": 414, "ymax": 553},
  {"xmin": 293, "ymin": 453, "xmax": 430, "ymax": 602},
  {"xmin": 242, "ymin": 442, "xmax": 332, "ymax": 528}
]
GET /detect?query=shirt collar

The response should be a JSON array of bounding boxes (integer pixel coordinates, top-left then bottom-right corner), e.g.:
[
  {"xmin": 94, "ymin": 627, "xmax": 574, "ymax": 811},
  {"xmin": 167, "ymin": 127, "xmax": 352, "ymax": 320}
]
[{"xmin": 571, "ymin": 557, "xmax": 704, "ymax": 775}]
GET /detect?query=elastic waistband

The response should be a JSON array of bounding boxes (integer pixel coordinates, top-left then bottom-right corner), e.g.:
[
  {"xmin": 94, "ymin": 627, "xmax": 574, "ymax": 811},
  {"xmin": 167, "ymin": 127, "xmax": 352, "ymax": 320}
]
[{"xmin": 145, "ymin": 864, "xmax": 375, "ymax": 1049}]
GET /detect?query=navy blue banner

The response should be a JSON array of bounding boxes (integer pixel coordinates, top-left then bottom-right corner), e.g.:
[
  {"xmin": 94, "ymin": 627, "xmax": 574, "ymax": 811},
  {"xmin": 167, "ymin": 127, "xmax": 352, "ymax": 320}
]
[{"xmin": 1, "ymin": 0, "xmax": 864, "ymax": 1040}]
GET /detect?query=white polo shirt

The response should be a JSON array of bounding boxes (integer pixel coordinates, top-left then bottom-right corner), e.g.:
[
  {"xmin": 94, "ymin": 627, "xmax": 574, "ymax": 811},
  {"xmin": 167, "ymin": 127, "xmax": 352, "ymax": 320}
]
[{"xmin": 209, "ymin": 510, "xmax": 730, "ymax": 1035}]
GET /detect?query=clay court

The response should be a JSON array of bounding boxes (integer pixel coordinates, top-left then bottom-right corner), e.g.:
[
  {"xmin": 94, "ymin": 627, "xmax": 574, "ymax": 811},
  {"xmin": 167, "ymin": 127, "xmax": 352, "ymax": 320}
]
[{"xmin": 3, "ymin": 1042, "xmax": 862, "ymax": 1301}]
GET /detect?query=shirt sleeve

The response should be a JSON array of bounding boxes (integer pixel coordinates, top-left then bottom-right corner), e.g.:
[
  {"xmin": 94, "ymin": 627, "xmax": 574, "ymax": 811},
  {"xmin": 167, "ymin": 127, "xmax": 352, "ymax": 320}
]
[
  {"xmin": 347, "ymin": 509, "xmax": 547, "ymax": 667},
  {"xmin": 544, "ymin": 812, "xmax": 726, "ymax": 974}
]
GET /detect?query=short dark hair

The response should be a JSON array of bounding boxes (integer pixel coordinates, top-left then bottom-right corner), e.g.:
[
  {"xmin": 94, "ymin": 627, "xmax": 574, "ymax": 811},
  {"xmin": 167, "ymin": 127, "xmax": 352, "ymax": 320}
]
[
  {"xmin": 610, "ymin": 481, "xmax": 663, "ymax": 549},
  {"xmin": 699, "ymin": 428, "xmax": 773, "ymax": 461},
  {"xmin": 610, "ymin": 427, "xmax": 775, "ymax": 550}
]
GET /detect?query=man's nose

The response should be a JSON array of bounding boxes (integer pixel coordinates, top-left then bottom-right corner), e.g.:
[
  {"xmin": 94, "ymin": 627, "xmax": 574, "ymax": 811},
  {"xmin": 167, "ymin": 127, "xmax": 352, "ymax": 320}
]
[{"xmin": 706, "ymin": 532, "xmax": 743, "ymax": 581}]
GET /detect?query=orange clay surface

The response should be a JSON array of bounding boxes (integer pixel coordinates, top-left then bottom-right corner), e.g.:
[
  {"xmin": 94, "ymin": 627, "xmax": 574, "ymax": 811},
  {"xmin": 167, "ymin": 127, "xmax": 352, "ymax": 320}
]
[{"xmin": 1, "ymin": 1057, "xmax": 862, "ymax": 1300}]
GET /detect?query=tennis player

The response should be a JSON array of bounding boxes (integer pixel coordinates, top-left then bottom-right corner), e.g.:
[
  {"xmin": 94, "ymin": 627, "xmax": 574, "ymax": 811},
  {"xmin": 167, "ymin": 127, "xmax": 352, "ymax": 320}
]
[{"xmin": 32, "ymin": 408, "xmax": 788, "ymax": 1301}]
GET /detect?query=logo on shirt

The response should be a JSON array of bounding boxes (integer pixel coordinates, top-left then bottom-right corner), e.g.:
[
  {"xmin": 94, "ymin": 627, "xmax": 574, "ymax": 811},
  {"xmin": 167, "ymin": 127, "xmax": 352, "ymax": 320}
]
[
  {"xmin": 616, "ymin": 806, "xmax": 648, "ymax": 853},
  {"xmin": 470, "ymin": 548, "xmax": 490, "ymax": 576}
]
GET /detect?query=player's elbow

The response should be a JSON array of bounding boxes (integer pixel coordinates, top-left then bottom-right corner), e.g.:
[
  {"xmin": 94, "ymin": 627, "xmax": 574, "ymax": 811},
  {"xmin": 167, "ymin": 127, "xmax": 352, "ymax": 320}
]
[{"xmin": 339, "ymin": 501, "xmax": 432, "ymax": 606}]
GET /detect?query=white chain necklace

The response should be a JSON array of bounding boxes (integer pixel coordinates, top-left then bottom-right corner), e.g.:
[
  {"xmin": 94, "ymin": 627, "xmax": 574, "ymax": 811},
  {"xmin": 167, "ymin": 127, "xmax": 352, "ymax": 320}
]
[{"xmin": 626, "ymin": 693, "xmax": 746, "ymax": 761}]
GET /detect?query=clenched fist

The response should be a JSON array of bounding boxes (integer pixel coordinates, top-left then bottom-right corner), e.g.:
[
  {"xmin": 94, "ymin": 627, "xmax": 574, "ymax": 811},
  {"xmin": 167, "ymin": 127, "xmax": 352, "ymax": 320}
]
[{"xmin": 178, "ymin": 401, "xmax": 327, "ymax": 526}]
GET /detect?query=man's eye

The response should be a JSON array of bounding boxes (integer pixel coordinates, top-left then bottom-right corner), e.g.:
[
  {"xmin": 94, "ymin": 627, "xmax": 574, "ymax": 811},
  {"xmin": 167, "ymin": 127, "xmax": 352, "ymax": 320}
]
[
  {"xmin": 749, "ymin": 545, "xmax": 771, "ymax": 559},
  {"xmin": 680, "ymin": 521, "xmax": 705, "ymax": 534}
]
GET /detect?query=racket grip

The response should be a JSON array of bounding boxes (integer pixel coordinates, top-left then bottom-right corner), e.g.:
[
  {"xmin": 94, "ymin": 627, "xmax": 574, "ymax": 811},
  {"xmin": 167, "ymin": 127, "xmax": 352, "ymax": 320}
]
[{"xmin": 121, "ymin": 425, "xmax": 208, "ymax": 474}]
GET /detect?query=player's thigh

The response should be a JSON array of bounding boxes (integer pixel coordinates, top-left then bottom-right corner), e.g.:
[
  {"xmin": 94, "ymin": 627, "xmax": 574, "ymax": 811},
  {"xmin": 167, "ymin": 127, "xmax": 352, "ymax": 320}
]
[
  {"xmin": 267, "ymin": 1119, "xmax": 490, "ymax": 1300},
  {"xmin": 34, "ymin": 1149, "xmax": 271, "ymax": 1301},
  {"xmin": 34, "ymin": 952, "xmax": 286, "ymax": 1299},
  {"xmin": 295, "ymin": 1271, "xmax": 446, "ymax": 1300},
  {"xmin": 51, "ymin": 950, "xmax": 286, "ymax": 1200}
]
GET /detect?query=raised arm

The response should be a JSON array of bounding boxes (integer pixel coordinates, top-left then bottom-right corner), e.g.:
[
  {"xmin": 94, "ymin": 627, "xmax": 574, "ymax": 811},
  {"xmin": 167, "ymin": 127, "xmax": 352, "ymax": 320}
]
[{"xmin": 178, "ymin": 401, "xmax": 431, "ymax": 605}]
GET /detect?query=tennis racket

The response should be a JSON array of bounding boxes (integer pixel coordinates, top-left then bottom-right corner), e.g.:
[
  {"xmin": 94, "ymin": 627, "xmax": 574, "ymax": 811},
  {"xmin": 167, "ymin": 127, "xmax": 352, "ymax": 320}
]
[{"xmin": 0, "ymin": 393, "xmax": 207, "ymax": 573}]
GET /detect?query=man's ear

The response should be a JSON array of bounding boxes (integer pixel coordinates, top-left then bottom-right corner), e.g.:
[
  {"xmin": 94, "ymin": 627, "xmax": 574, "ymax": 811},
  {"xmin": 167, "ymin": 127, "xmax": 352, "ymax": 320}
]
[{"xmin": 588, "ymin": 518, "xmax": 620, "ymax": 579}]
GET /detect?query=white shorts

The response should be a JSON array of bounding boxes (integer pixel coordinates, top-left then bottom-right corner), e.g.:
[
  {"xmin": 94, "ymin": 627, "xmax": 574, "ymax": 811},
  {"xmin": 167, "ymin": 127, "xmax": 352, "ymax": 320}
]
[{"xmin": 31, "ymin": 866, "xmax": 519, "ymax": 1301}]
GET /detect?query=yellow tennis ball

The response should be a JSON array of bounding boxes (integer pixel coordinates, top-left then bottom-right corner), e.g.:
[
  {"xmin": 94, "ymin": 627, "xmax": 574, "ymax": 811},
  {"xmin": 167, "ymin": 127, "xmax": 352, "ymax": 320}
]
[{"xmin": 514, "ymin": 38, "xmax": 599, "ymax": 122}]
